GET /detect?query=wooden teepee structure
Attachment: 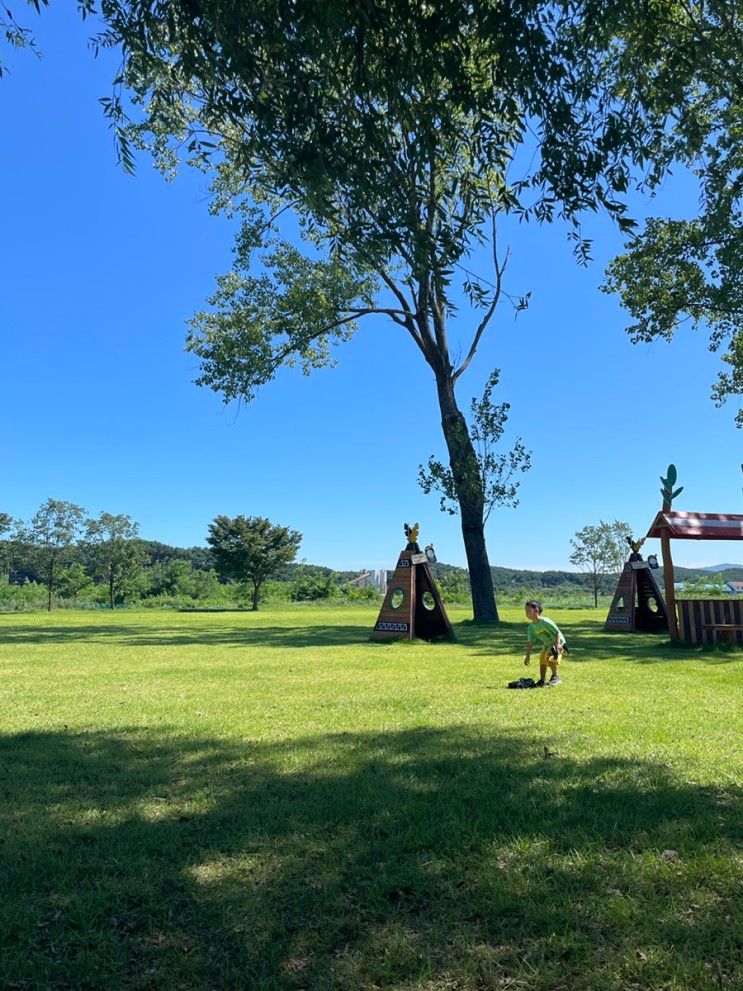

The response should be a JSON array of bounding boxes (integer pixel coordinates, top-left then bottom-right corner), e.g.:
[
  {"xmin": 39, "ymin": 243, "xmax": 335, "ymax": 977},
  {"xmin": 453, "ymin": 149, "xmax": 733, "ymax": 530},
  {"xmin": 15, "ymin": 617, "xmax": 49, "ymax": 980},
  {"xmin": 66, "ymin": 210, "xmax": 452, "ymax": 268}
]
[
  {"xmin": 371, "ymin": 523, "xmax": 454, "ymax": 642},
  {"xmin": 604, "ymin": 537, "xmax": 669, "ymax": 634}
]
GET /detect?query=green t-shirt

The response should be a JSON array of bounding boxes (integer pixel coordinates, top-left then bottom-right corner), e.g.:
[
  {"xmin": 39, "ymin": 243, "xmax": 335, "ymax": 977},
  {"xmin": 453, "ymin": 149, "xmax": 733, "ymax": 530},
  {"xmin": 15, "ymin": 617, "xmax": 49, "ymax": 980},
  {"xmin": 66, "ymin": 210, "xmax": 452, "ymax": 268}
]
[{"xmin": 526, "ymin": 616, "xmax": 564, "ymax": 648}]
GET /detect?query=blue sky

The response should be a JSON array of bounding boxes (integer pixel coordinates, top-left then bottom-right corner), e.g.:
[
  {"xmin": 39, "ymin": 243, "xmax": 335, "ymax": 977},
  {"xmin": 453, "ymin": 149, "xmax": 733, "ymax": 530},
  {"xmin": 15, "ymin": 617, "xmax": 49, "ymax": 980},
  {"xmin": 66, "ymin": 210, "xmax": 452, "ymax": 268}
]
[{"xmin": 1, "ymin": 5, "xmax": 741, "ymax": 572}]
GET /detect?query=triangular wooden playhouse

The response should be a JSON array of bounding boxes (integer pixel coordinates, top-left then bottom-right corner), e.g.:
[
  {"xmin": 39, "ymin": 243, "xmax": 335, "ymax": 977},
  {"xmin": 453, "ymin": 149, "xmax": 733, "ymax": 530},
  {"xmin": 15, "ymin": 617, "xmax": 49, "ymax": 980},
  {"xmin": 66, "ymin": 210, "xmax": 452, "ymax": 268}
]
[
  {"xmin": 371, "ymin": 524, "xmax": 454, "ymax": 641},
  {"xmin": 604, "ymin": 537, "xmax": 669, "ymax": 634}
]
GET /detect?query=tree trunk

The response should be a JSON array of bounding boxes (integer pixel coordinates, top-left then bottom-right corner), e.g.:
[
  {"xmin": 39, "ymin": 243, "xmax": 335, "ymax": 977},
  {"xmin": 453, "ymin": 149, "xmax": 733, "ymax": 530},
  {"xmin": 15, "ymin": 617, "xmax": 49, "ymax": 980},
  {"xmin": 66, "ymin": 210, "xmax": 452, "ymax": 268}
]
[
  {"xmin": 109, "ymin": 573, "xmax": 116, "ymax": 610},
  {"xmin": 435, "ymin": 374, "xmax": 498, "ymax": 623},
  {"xmin": 252, "ymin": 582, "xmax": 260, "ymax": 611},
  {"xmin": 47, "ymin": 558, "xmax": 54, "ymax": 612}
]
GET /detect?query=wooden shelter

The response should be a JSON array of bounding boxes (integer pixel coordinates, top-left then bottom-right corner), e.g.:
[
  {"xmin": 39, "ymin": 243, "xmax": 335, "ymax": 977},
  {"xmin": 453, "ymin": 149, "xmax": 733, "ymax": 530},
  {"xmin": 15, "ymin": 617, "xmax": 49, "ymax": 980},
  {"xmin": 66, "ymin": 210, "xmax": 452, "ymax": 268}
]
[
  {"xmin": 646, "ymin": 510, "xmax": 743, "ymax": 644},
  {"xmin": 371, "ymin": 524, "xmax": 454, "ymax": 642},
  {"xmin": 604, "ymin": 552, "xmax": 669, "ymax": 634}
]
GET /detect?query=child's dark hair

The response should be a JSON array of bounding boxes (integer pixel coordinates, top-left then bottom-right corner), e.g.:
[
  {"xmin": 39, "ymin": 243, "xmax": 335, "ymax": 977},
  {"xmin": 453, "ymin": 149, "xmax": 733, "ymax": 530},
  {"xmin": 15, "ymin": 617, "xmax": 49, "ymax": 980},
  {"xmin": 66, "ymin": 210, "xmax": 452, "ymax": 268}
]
[{"xmin": 525, "ymin": 600, "xmax": 543, "ymax": 614}]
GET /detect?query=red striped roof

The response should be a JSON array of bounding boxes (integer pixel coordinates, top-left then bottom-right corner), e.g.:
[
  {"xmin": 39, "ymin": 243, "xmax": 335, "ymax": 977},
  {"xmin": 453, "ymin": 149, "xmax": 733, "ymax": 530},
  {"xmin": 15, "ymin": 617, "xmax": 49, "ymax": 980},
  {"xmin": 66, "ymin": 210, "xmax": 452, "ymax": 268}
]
[{"xmin": 646, "ymin": 511, "xmax": 743, "ymax": 540}]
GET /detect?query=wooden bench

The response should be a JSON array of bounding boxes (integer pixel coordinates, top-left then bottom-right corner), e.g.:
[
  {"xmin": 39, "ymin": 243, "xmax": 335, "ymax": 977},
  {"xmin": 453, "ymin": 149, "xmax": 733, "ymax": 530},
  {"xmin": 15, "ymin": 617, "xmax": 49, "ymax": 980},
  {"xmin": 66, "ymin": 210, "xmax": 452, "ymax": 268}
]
[{"xmin": 702, "ymin": 624, "xmax": 743, "ymax": 643}]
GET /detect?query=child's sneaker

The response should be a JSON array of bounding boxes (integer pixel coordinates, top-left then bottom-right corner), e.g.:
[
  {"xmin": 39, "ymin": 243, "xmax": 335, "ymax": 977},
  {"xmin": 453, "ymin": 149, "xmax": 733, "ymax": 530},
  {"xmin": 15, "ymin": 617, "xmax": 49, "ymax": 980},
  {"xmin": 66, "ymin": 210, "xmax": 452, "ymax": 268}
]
[
  {"xmin": 535, "ymin": 678, "xmax": 545, "ymax": 687},
  {"xmin": 547, "ymin": 675, "xmax": 561, "ymax": 686}
]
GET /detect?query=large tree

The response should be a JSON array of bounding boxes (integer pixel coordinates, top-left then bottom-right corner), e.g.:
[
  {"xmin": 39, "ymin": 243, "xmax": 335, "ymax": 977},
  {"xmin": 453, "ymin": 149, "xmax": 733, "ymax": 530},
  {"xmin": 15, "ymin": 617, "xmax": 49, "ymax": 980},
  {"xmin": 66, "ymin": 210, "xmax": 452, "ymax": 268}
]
[
  {"xmin": 207, "ymin": 515, "xmax": 301, "ymax": 610},
  {"xmin": 79, "ymin": 0, "xmax": 659, "ymax": 623}
]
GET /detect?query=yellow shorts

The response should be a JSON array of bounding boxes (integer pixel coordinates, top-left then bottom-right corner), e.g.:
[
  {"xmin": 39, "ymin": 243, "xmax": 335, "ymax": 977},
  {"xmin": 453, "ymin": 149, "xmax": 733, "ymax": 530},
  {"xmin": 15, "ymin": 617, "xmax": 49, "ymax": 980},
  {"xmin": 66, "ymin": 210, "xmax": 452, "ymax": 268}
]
[{"xmin": 539, "ymin": 646, "xmax": 562, "ymax": 666}]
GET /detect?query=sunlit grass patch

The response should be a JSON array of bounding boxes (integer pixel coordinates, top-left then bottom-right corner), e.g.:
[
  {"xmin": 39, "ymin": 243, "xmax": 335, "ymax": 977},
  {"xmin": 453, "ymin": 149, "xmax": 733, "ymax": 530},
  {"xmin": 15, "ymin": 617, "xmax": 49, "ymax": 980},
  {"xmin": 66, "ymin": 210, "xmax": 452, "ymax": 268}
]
[{"xmin": 0, "ymin": 606, "xmax": 740, "ymax": 990}]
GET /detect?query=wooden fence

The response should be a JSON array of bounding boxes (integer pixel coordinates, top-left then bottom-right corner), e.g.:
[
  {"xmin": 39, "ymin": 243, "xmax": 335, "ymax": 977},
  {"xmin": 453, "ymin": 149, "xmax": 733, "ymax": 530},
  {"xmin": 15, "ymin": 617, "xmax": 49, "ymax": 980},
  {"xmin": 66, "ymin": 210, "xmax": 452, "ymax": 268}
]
[{"xmin": 676, "ymin": 597, "xmax": 743, "ymax": 644}]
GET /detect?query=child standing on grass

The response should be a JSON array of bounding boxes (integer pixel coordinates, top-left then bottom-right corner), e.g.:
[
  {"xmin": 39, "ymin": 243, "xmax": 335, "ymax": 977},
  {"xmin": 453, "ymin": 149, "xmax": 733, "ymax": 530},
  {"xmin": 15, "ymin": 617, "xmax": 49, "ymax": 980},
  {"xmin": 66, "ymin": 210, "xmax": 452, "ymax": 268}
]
[{"xmin": 524, "ymin": 600, "xmax": 566, "ymax": 687}]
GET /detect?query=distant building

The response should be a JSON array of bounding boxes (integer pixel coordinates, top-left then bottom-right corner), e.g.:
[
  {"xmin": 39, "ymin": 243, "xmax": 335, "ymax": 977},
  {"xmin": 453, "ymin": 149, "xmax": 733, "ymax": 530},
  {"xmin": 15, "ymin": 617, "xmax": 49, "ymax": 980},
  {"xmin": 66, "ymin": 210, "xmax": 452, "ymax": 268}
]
[
  {"xmin": 725, "ymin": 581, "xmax": 743, "ymax": 595},
  {"xmin": 348, "ymin": 569, "xmax": 387, "ymax": 592}
]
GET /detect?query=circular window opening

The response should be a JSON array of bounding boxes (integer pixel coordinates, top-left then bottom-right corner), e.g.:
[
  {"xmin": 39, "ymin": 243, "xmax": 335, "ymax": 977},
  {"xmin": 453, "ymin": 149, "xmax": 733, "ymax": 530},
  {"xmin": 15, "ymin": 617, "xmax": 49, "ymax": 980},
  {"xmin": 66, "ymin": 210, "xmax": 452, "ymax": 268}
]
[
  {"xmin": 646, "ymin": 596, "xmax": 659, "ymax": 614},
  {"xmin": 422, "ymin": 591, "xmax": 436, "ymax": 611},
  {"xmin": 390, "ymin": 588, "xmax": 405, "ymax": 609},
  {"xmin": 615, "ymin": 596, "xmax": 625, "ymax": 612}
]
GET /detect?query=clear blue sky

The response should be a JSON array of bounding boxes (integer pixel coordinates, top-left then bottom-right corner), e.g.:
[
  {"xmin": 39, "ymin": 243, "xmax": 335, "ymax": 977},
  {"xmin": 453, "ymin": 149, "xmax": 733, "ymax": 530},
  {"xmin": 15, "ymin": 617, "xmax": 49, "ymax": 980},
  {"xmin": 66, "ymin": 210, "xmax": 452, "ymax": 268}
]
[{"xmin": 1, "ymin": 5, "xmax": 741, "ymax": 572}]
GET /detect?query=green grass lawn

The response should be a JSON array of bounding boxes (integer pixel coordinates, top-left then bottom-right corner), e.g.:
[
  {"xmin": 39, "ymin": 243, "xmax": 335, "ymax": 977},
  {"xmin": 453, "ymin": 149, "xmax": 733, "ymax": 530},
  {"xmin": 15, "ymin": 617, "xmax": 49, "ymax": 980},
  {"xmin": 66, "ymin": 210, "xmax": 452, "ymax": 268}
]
[{"xmin": 0, "ymin": 606, "xmax": 740, "ymax": 991}]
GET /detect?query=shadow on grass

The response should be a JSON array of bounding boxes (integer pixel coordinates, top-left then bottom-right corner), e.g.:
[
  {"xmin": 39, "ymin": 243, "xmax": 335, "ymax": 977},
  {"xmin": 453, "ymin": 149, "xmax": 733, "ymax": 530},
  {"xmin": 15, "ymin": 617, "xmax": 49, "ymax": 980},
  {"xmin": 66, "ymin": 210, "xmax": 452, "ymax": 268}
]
[
  {"xmin": 1, "ymin": 726, "xmax": 740, "ymax": 990},
  {"xmin": 460, "ymin": 619, "xmax": 742, "ymax": 665},
  {"xmin": 0, "ymin": 623, "xmax": 375, "ymax": 649},
  {"xmin": 2, "ymin": 617, "xmax": 740, "ymax": 664}
]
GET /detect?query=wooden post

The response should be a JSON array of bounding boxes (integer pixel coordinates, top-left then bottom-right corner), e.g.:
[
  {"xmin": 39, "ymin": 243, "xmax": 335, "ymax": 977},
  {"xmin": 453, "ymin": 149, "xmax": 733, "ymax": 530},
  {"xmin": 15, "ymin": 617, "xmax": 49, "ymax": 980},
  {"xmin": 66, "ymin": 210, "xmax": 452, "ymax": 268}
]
[
  {"xmin": 658, "ymin": 465, "xmax": 682, "ymax": 641},
  {"xmin": 658, "ymin": 496, "xmax": 679, "ymax": 640},
  {"xmin": 660, "ymin": 526, "xmax": 679, "ymax": 640}
]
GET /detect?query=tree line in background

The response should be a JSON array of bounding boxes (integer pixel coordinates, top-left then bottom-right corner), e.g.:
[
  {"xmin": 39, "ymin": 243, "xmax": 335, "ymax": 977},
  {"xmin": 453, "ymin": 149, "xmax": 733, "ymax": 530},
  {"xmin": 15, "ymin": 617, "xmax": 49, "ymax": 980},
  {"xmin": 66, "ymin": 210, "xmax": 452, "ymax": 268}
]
[
  {"xmin": 0, "ymin": 501, "xmax": 302, "ymax": 612},
  {"xmin": 2, "ymin": 502, "xmax": 738, "ymax": 613}
]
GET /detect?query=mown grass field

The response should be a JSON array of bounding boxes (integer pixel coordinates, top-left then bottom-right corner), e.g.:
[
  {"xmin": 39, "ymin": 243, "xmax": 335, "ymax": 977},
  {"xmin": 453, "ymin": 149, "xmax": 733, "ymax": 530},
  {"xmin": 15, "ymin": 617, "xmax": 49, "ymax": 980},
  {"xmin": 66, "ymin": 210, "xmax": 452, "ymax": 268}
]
[{"xmin": 0, "ymin": 606, "xmax": 740, "ymax": 991}]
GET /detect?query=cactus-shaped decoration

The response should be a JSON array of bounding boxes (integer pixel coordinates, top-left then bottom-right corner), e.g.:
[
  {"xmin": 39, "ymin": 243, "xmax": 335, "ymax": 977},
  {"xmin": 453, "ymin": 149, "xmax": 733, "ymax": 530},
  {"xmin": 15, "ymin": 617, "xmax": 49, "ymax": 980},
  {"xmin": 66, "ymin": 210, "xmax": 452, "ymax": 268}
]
[{"xmin": 660, "ymin": 464, "xmax": 684, "ymax": 507}]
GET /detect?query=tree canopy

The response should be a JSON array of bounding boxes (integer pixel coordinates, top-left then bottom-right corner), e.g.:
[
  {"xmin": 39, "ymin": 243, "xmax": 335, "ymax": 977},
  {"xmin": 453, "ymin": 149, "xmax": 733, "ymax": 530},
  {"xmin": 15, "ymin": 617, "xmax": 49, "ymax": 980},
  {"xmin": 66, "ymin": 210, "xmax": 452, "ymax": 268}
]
[{"xmin": 601, "ymin": 0, "xmax": 742, "ymax": 425}]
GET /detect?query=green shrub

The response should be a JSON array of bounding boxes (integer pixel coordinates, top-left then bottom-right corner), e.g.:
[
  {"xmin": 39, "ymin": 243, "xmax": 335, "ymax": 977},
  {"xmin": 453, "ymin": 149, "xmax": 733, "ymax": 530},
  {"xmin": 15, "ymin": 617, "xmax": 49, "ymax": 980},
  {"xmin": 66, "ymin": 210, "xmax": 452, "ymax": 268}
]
[
  {"xmin": 0, "ymin": 580, "xmax": 47, "ymax": 611},
  {"xmin": 290, "ymin": 574, "xmax": 338, "ymax": 601},
  {"xmin": 57, "ymin": 564, "xmax": 94, "ymax": 600},
  {"xmin": 260, "ymin": 581, "xmax": 293, "ymax": 603},
  {"xmin": 338, "ymin": 585, "xmax": 382, "ymax": 603},
  {"xmin": 676, "ymin": 574, "xmax": 728, "ymax": 599}
]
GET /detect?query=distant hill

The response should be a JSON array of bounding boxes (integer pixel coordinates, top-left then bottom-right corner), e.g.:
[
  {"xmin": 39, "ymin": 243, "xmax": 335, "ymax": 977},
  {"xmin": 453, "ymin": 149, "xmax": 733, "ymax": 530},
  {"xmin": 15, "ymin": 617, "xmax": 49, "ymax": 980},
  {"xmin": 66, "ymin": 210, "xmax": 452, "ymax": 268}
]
[{"xmin": 142, "ymin": 552, "xmax": 743, "ymax": 588}]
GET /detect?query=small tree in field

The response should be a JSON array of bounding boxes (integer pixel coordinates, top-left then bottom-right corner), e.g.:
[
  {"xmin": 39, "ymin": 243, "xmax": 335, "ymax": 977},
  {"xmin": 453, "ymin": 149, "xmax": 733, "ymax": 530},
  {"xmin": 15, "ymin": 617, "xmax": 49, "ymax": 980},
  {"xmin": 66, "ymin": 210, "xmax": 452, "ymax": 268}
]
[
  {"xmin": 85, "ymin": 512, "xmax": 144, "ymax": 609},
  {"xmin": 207, "ymin": 516, "xmax": 301, "ymax": 611},
  {"xmin": 570, "ymin": 520, "xmax": 632, "ymax": 608},
  {"xmin": 26, "ymin": 499, "xmax": 86, "ymax": 611},
  {"xmin": 419, "ymin": 370, "xmax": 531, "ymax": 522}
]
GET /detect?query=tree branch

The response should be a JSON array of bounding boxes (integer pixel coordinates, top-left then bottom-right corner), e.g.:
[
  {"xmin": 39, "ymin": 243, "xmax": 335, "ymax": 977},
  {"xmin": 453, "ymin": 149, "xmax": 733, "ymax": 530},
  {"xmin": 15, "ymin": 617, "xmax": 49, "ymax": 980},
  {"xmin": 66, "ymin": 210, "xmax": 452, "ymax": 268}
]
[
  {"xmin": 453, "ymin": 215, "xmax": 508, "ymax": 383},
  {"xmin": 263, "ymin": 306, "xmax": 418, "ymax": 377}
]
